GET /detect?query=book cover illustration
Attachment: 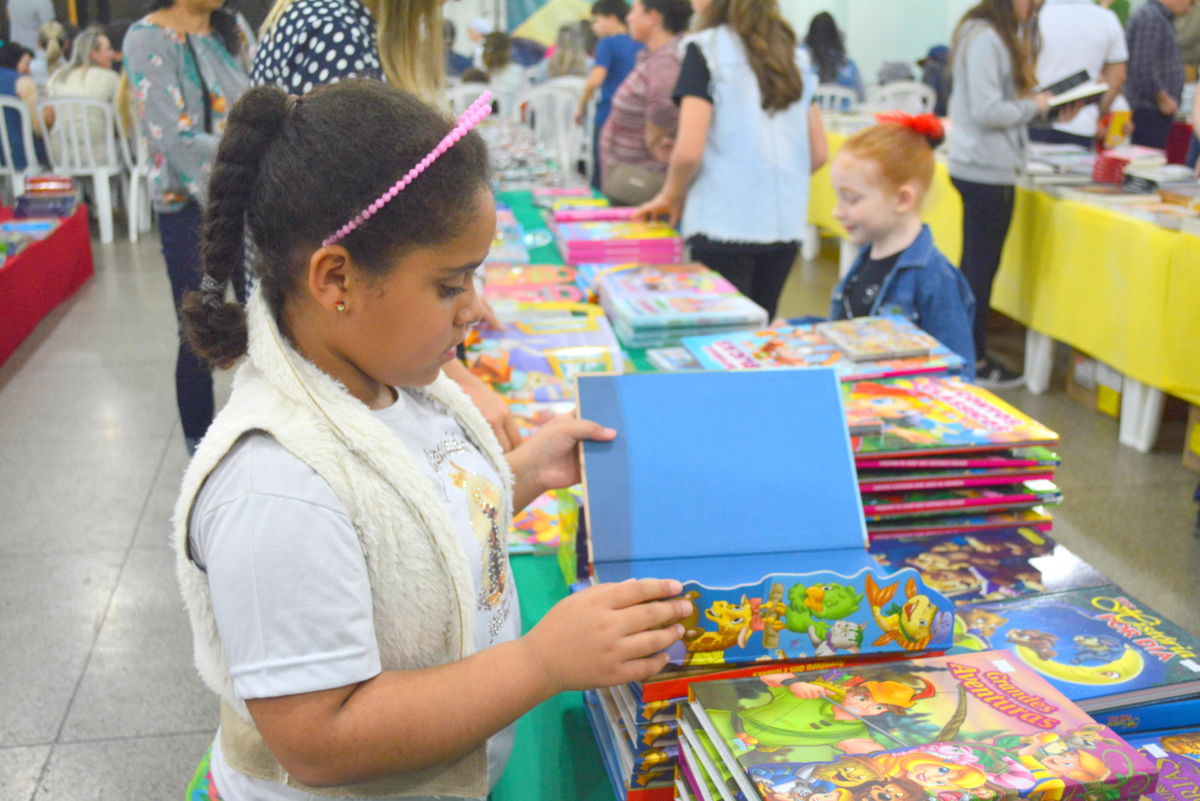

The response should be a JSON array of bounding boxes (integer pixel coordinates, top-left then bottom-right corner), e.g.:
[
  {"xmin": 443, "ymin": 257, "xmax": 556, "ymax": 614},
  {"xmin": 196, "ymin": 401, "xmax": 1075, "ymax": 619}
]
[
  {"xmin": 952, "ymin": 586, "xmax": 1200, "ymax": 712},
  {"xmin": 868, "ymin": 528, "xmax": 1109, "ymax": 604},
  {"xmin": 845, "ymin": 378, "xmax": 1060, "ymax": 458},
  {"xmin": 466, "ymin": 313, "xmax": 622, "ymax": 403},
  {"xmin": 481, "ymin": 263, "xmax": 585, "ymax": 303},
  {"xmin": 855, "ymin": 446, "xmax": 1061, "ymax": 471},
  {"xmin": 817, "ymin": 316, "xmax": 940, "ymax": 361},
  {"xmin": 861, "ymin": 480, "xmax": 1063, "ymax": 521},
  {"xmin": 554, "ymin": 220, "xmax": 683, "ymax": 244},
  {"xmin": 688, "ymin": 649, "xmax": 1158, "ymax": 801},
  {"xmin": 646, "ymin": 346, "xmax": 703, "ymax": 371},
  {"xmin": 867, "ymin": 507, "xmax": 1055, "ymax": 540},
  {"xmin": 1125, "ymin": 728, "xmax": 1200, "ymax": 801},
  {"xmin": 1099, "ymin": 696, "xmax": 1200, "ymax": 736},
  {"xmin": 660, "ymin": 568, "xmax": 956, "ymax": 671},
  {"xmin": 508, "ymin": 485, "xmax": 581, "ymax": 553},
  {"xmin": 683, "ymin": 326, "xmax": 963, "ymax": 381}
]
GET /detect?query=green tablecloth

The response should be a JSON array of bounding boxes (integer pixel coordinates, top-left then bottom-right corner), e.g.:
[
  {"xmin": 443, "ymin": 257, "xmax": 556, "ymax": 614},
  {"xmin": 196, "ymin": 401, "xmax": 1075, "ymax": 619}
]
[{"xmin": 492, "ymin": 189, "xmax": 613, "ymax": 800}]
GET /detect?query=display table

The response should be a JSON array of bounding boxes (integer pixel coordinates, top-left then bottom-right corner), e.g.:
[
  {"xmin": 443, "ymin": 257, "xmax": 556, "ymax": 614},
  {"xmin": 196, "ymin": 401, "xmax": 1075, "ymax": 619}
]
[
  {"xmin": 0, "ymin": 205, "xmax": 94, "ymax": 367},
  {"xmin": 808, "ymin": 134, "xmax": 1200, "ymax": 450}
]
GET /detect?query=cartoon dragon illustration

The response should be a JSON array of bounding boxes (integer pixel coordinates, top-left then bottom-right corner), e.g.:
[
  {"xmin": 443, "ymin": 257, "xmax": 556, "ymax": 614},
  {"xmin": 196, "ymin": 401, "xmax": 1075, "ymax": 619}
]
[{"xmin": 865, "ymin": 574, "xmax": 947, "ymax": 651}]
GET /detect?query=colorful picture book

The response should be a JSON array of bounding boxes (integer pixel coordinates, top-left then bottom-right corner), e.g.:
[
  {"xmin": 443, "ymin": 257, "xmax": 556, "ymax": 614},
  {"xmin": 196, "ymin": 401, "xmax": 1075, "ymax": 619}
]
[
  {"xmin": 466, "ymin": 309, "xmax": 622, "ymax": 403},
  {"xmin": 1125, "ymin": 728, "xmax": 1200, "ymax": 801},
  {"xmin": 816, "ymin": 317, "xmax": 941, "ymax": 361},
  {"xmin": 868, "ymin": 527, "xmax": 1109, "ymax": 604},
  {"xmin": 685, "ymin": 649, "xmax": 1159, "ymax": 801},
  {"xmin": 683, "ymin": 318, "xmax": 964, "ymax": 381},
  {"xmin": 552, "ymin": 206, "xmax": 637, "ymax": 222},
  {"xmin": 952, "ymin": 585, "xmax": 1200, "ymax": 712},
  {"xmin": 598, "ymin": 263, "xmax": 768, "ymax": 333},
  {"xmin": 845, "ymin": 377, "xmax": 1060, "ymax": 459},
  {"xmin": 553, "ymin": 220, "xmax": 684, "ymax": 264},
  {"xmin": 856, "ymin": 466, "xmax": 1058, "ymax": 494},
  {"xmin": 861, "ymin": 480, "xmax": 1063, "ymax": 521},
  {"xmin": 576, "ymin": 369, "xmax": 955, "ymax": 673},
  {"xmin": 508, "ymin": 486, "xmax": 581, "ymax": 554},
  {"xmin": 867, "ymin": 507, "xmax": 1055, "ymax": 540},
  {"xmin": 482, "ymin": 262, "xmax": 585, "ymax": 303},
  {"xmin": 854, "ymin": 446, "xmax": 1061, "ymax": 471}
]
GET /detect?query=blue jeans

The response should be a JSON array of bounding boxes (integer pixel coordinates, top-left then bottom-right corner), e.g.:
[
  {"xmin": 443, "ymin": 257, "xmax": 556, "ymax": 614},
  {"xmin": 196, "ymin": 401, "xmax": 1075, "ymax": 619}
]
[{"xmin": 159, "ymin": 203, "xmax": 244, "ymax": 442}]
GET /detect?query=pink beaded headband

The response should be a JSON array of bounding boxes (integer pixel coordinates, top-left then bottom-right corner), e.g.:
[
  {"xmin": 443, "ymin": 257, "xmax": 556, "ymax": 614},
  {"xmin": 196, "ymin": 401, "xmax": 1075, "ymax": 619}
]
[{"xmin": 322, "ymin": 91, "xmax": 493, "ymax": 247}]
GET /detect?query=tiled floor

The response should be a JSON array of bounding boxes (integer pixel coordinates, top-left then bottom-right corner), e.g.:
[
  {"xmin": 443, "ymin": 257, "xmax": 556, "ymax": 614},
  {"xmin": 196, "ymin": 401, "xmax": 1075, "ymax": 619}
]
[{"xmin": 1, "ymin": 230, "xmax": 1198, "ymax": 800}]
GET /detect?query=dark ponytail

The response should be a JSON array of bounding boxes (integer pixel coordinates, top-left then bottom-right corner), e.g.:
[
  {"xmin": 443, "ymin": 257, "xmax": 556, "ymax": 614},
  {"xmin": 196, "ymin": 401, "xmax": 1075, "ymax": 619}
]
[{"xmin": 181, "ymin": 87, "xmax": 289, "ymax": 368}]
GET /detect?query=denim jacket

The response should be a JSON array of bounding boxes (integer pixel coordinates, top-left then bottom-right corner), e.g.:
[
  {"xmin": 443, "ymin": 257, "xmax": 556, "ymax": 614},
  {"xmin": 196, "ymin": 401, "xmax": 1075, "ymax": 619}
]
[{"xmin": 830, "ymin": 225, "xmax": 977, "ymax": 380}]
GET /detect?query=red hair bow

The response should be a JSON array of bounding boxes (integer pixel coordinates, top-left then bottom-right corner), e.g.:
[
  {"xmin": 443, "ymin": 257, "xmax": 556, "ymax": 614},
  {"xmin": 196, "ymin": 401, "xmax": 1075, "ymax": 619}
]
[{"xmin": 874, "ymin": 112, "xmax": 945, "ymax": 147}]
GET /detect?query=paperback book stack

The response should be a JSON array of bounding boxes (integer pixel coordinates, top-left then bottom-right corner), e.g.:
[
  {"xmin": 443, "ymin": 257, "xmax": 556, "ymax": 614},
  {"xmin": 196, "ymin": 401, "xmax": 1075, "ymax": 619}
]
[
  {"xmin": 951, "ymin": 584, "xmax": 1200, "ymax": 734},
  {"xmin": 552, "ymin": 219, "xmax": 684, "ymax": 264},
  {"xmin": 680, "ymin": 316, "xmax": 966, "ymax": 382},
  {"xmin": 594, "ymin": 263, "xmax": 768, "ymax": 349},
  {"xmin": 676, "ymin": 649, "xmax": 1159, "ymax": 801},
  {"xmin": 845, "ymin": 375, "xmax": 1063, "ymax": 540},
  {"xmin": 574, "ymin": 369, "xmax": 958, "ymax": 800}
]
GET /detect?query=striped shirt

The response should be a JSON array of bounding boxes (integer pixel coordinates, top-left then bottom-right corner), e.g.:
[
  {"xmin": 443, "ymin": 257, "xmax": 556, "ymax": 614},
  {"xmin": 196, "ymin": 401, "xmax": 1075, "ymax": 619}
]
[{"xmin": 598, "ymin": 36, "xmax": 682, "ymax": 178}]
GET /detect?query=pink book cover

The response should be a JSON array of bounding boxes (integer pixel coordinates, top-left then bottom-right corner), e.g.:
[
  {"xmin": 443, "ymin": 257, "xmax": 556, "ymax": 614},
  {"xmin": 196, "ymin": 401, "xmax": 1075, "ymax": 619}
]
[
  {"xmin": 862, "ymin": 481, "xmax": 1062, "ymax": 520},
  {"xmin": 553, "ymin": 207, "xmax": 638, "ymax": 222},
  {"xmin": 857, "ymin": 470, "xmax": 1057, "ymax": 494}
]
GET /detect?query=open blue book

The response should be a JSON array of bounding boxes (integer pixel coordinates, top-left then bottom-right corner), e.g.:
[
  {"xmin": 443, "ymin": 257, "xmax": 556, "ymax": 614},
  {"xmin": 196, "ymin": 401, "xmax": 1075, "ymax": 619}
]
[{"xmin": 576, "ymin": 370, "xmax": 955, "ymax": 670}]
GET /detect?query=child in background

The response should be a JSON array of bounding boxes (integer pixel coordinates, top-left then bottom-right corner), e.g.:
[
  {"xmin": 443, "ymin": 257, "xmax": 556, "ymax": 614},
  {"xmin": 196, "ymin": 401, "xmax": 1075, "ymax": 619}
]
[
  {"xmin": 175, "ymin": 80, "xmax": 688, "ymax": 800},
  {"xmin": 575, "ymin": 0, "xmax": 643, "ymax": 186},
  {"xmin": 828, "ymin": 113, "xmax": 976, "ymax": 377}
]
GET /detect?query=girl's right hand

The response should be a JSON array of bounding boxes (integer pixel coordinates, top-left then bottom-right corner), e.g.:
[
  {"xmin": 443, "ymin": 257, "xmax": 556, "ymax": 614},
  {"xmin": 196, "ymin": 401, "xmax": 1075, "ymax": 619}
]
[
  {"xmin": 1034, "ymin": 91, "xmax": 1054, "ymax": 115},
  {"xmin": 519, "ymin": 578, "xmax": 691, "ymax": 692}
]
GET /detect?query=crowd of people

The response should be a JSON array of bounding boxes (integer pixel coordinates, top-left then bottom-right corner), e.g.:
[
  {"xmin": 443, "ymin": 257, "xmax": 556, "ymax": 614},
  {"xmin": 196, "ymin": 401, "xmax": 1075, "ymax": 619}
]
[{"xmin": 3, "ymin": 0, "xmax": 1200, "ymax": 799}]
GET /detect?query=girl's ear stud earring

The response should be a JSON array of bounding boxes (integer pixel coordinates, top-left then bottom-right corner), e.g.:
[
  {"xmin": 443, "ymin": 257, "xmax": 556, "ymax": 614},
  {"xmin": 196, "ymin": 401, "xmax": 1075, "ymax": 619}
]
[{"xmin": 334, "ymin": 301, "xmax": 346, "ymax": 312}]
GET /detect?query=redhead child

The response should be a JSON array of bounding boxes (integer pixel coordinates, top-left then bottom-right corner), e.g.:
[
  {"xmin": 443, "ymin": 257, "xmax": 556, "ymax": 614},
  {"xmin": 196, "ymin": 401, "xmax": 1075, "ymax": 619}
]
[
  {"xmin": 828, "ymin": 114, "xmax": 976, "ymax": 379},
  {"xmin": 174, "ymin": 80, "xmax": 689, "ymax": 800}
]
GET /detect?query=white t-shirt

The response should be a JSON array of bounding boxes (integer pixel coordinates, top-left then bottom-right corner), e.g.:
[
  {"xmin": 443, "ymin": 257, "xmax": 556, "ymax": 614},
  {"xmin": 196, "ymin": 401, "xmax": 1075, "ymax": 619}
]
[
  {"xmin": 1036, "ymin": 0, "xmax": 1128, "ymax": 138},
  {"xmin": 190, "ymin": 388, "xmax": 520, "ymax": 801}
]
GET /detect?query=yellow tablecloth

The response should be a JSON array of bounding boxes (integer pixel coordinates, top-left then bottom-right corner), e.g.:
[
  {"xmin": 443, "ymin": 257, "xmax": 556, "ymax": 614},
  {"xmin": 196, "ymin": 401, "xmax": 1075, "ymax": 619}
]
[{"xmin": 807, "ymin": 133, "xmax": 1200, "ymax": 406}]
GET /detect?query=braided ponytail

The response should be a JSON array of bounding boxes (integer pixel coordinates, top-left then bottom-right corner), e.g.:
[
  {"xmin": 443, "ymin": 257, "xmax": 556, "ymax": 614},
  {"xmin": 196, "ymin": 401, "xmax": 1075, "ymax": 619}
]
[{"xmin": 181, "ymin": 86, "xmax": 291, "ymax": 369}]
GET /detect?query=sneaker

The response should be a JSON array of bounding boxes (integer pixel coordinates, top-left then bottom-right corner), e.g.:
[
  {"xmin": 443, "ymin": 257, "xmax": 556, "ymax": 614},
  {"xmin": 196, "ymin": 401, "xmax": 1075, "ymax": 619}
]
[{"xmin": 975, "ymin": 357, "xmax": 1025, "ymax": 390}]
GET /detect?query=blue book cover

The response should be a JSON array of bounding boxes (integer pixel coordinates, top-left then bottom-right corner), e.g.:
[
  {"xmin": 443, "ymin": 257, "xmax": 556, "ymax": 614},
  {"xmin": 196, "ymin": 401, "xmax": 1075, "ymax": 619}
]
[
  {"xmin": 1099, "ymin": 697, "xmax": 1200, "ymax": 735},
  {"xmin": 952, "ymin": 584, "xmax": 1200, "ymax": 712},
  {"xmin": 576, "ymin": 370, "xmax": 955, "ymax": 669}
]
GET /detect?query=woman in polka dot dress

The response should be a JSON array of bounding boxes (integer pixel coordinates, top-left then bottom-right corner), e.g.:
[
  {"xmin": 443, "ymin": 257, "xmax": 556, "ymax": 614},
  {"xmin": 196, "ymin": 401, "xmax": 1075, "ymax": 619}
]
[{"xmin": 252, "ymin": 0, "xmax": 443, "ymax": 99}]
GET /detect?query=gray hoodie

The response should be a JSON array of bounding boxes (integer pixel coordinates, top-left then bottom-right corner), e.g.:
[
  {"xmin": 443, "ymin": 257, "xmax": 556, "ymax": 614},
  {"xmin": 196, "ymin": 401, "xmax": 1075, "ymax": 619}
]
[{"xmin": 948, "ymin": 19, "xmax": 1041, "ymax": 185}]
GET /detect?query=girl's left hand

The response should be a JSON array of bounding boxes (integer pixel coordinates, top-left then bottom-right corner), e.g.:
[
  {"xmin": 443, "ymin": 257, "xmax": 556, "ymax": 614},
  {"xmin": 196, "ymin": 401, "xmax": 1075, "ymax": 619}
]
[{"xmin": 507, "ymin": 413, "xmax": 616, "ymax": 510}]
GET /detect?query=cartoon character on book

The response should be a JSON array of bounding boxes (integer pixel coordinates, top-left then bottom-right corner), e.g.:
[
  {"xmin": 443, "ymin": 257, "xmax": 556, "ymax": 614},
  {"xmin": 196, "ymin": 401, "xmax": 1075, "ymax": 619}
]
[
  {"xmin": 1070, "ymin": 635, "xmax": 1124, "ymax": 664},
  {"xmin": 812, "ymin": 619, "xmax": 868, "ymax": 656},
  {"xmin": 785, "ymin": 582, "xmax": 865, "ymax": 653},
  {"xmin": 1160, "ymin": 731, "xmax": 1200, "ymax": 757},
  {"xmin": 1012, "ymin": 635, "xmax": 1143, "ymax": 686},
  {"xmin": 705, "ymin": 672, "xmax": 937, "ymax": 763},
  {"xmin": 681, "ymin": 591, "xmax": 787, "ymax": 666},
  {"xmin": 747, "ymin": 764, "xmax": 854, "ymax": 801},
  {"xmin": 865, "ymin": 574, "xmax": 951, "ymax": 650},
  {"xmin": 994, "ymin": 731, "xmax": 1113, "ymax": 799}
]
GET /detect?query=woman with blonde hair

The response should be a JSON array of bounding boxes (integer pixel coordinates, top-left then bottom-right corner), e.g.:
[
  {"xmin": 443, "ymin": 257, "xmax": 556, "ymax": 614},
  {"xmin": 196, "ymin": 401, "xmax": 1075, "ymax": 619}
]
[
  {"xmin": 546, "ymin": 22, "xmax": 590, "ymax": 79},
  {"xmin": 636, "ymin": 0, "xmax": 827, "ymax": 318},
  {"xmin": 46, "ymin": 27, "xmax": 120, "ymax": 164},
  {"xmin": 29, "ymin": 20, "xmax": 69, "ymax": 89},
  {"xmin": 252, "ymin": 0, "xmax": 443, "ymax": 99}
]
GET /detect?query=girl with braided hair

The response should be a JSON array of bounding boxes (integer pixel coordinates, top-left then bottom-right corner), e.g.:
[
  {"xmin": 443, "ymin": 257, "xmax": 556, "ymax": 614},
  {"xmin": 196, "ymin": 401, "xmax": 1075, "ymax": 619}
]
[{"xmin": 174, "ymin": 79, "xmax": 690, "ymax": 800}]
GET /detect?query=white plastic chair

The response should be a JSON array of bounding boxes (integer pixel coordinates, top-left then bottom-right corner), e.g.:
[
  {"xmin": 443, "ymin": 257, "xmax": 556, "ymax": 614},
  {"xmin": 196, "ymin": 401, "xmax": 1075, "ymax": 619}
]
[
  {"xmin": 548, "ymin": 76, "xmax": 593, "ymax": 181},
  {"xmin": 36, "ymin": 96, "xmax": 130, "ymax": 244},
  {"xmin": 867, "ymin": 81, "xmax": 936, "ymax": 115},
  {"xmin": 517, "ymin": 82, "xmax": 581, "ymax": 178},
  {"xmin": 813, "ymin": 84, "xmax": 858, "ymax": 113},
  {"xmin": 447, "ymin": 83, "xmax": 489, "ymax": 116},
  {"xmin": 0, "ymin": 96, "xmax": 39, "ymax": 202},
  {"xmin": 125, "ymin": 125, "xmax": 154, "ymax": 242}
]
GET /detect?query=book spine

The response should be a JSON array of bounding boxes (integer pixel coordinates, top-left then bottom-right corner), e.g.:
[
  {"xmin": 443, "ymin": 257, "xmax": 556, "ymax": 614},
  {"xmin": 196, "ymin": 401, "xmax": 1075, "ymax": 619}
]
[
  {"xmin": 862, "ymin": 492, "xmax": 1052, "ymax": 517},
  {"xmin": 858, "ymin": 471, "xmax": 1054, "ymax": 493},
  {"xmin": 1096, "ymin": 696, "xmax": 1200, "ymax": 734},
  {"xmin": 843, "ymin": 364, "xmax": 947, "ymax": 382},
  {"xmin": 854, "ymin": 457, "xmax": 1049, "ymax": 469}
]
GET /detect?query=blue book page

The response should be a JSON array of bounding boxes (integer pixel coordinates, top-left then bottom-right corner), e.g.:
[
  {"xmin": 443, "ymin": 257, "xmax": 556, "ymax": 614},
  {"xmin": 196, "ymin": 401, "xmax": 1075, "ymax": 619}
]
[{"xmin": 578, "ymin": 370, "xmax": 867, "ymax": 565}]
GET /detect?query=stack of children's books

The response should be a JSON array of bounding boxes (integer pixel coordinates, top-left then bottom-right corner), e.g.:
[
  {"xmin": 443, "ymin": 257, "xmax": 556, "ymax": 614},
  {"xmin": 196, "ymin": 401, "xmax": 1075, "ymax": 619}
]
[
  {"xmin": 951, "ymin": 584, "xmax": 1200, "ymax": 735},
  {"xmin": 593, "ymin": 263, "xmax": 768, "ymax": 349},
  {"xmin": 675, "ymin": 649, "xmax": 1160, "ymax": 801},
  {"xmin": 680, "ymin": 316, "xmax": 966, "ymax": 381},
  {"xmin": 552, "ymin": 219, "xmax": 684, "ymax": 265},
  {"xmin": 574, "ymin": 369, "xmax": 959, "ymax": 800},
  {"xmin": 844, "ymin": 376, "xmax": 1063, "ymax": 540}
]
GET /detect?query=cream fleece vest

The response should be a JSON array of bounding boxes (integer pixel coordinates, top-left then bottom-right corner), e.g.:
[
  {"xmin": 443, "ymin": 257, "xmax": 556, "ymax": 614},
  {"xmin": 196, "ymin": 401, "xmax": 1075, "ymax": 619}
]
[{"xmin": 172, "ymin": 289, "xmax": 514, "ymax": 798}]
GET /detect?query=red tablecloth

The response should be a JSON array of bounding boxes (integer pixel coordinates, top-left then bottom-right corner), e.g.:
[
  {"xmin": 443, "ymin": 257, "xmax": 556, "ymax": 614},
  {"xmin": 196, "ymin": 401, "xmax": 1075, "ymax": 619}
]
[{"xmin": 0, "ymin": 205, "xmax": 94, "ymax": 367}]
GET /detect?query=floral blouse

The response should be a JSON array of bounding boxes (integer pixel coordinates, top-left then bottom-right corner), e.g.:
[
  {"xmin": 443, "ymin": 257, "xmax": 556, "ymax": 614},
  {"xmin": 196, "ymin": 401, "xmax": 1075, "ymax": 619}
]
[{"xmin": 124, "ymin": 17, "xmax": 253, "ymax": 212}]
